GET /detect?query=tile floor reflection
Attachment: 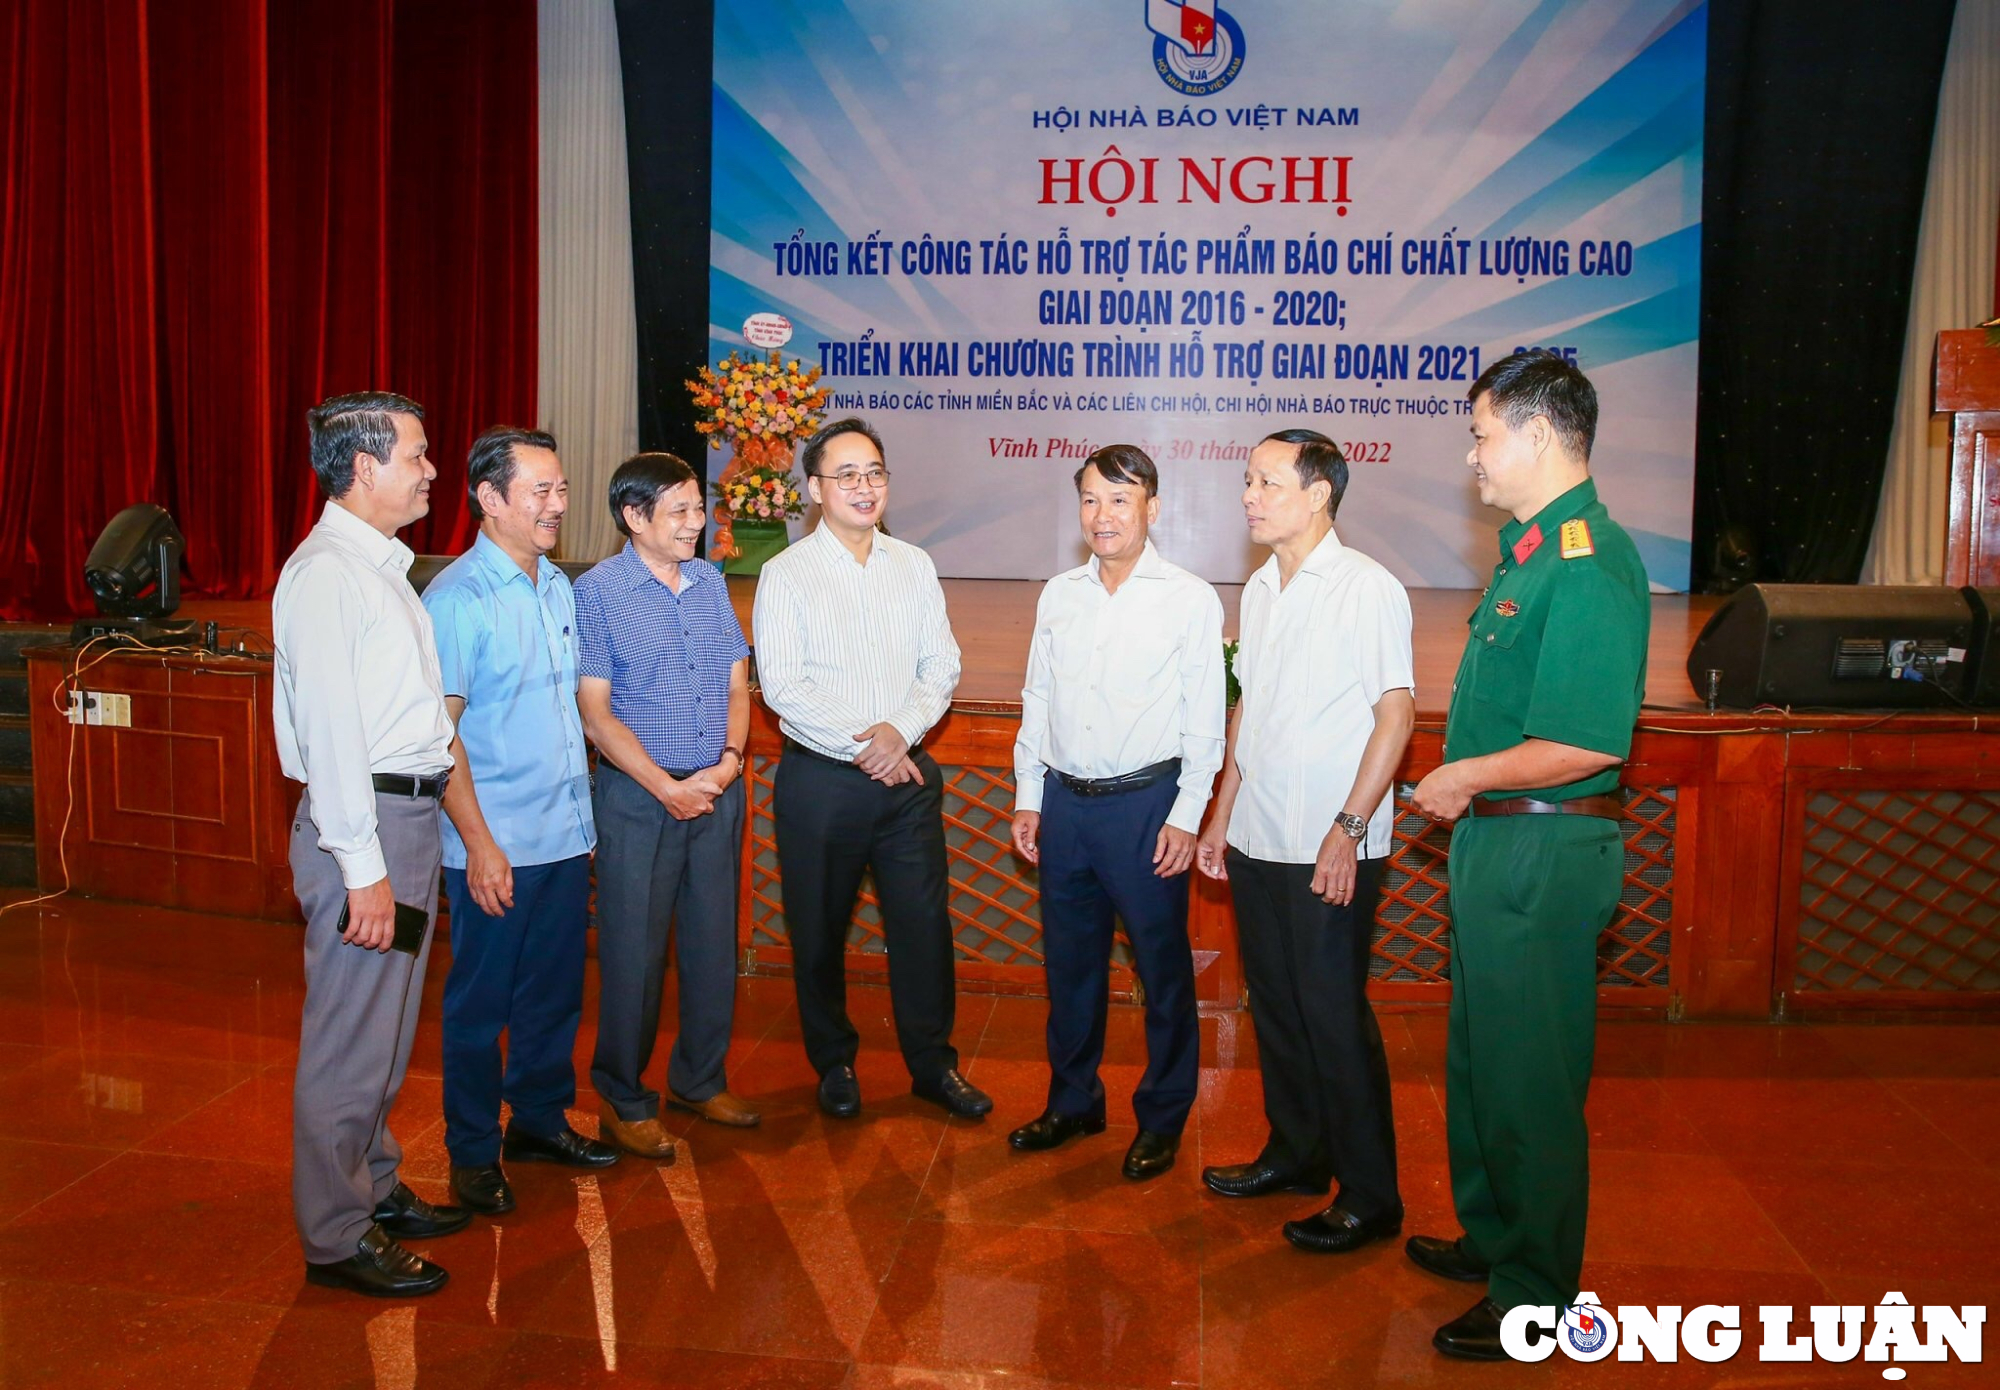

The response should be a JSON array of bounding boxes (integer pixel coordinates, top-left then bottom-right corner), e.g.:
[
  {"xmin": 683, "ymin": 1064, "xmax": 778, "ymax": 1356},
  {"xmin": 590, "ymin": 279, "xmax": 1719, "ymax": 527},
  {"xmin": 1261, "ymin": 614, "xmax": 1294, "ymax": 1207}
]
[{"xmin": 0, "ymin": 892, "xmax": 1994, "ymax": 1387}]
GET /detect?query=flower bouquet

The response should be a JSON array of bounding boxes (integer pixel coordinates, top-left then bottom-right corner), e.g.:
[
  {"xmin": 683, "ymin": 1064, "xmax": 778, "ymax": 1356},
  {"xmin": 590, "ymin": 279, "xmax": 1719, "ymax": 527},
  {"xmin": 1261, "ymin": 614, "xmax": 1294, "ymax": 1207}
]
[
  {"xmin": 714, "ymin": 466, "xmax": 806, "ymax": 525},
  {"xmin": 685, "ymin": 347, "xmax": 831, "ymax": 563}
]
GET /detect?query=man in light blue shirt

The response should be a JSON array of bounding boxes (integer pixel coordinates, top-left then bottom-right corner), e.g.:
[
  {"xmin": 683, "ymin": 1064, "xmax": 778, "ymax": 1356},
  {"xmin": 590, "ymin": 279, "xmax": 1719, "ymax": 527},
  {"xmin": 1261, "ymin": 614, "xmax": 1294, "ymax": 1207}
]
[{"xmin": 424, "ymin": 426, "xmax": 618, "ymax": 1218}]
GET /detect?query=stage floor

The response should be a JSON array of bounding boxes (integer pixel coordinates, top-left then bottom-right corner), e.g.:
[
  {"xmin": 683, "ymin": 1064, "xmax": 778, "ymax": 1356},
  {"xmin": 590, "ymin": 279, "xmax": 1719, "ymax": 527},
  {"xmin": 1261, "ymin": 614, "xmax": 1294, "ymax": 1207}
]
[
  {"xmin": 0, "ymin": 889, "xmax": 1992, "ymax": 1388},
  {"xmin": 183, "ymin": 578, "xmax": 1723, "ymax": 719}
]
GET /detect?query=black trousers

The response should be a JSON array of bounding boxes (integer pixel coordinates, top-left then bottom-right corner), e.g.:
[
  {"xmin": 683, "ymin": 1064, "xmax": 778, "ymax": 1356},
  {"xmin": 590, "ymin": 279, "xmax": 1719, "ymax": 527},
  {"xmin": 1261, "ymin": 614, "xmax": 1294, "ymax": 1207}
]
[
  {"xmin": 773, "ymin": 746, "xmax": 958, "ymax": 1081},
  {"xmin": 1227, "ymin": 849, "xmax": 1401, "ymax": 1223}
]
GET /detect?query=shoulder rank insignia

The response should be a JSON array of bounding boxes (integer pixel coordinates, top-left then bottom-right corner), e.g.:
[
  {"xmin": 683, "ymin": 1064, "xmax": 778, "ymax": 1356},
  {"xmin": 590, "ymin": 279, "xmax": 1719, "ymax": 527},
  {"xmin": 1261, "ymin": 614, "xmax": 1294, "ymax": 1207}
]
[
  {"xmin": 1495, "ymin": 599, "xmax": 1519, "ymax": 617},
  {"xmin": 1559, "ymin": 518, "xmax": 1595, "ymax": 559}
]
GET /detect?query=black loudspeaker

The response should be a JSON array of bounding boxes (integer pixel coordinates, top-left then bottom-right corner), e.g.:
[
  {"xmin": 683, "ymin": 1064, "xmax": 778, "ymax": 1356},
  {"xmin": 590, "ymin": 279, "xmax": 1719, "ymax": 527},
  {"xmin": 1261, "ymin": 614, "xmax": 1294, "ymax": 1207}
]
[
  {"xmin": 1964, "ymin": 588, "xmax": 2000, "ymax": 707},
  {"xmin": 1685, "ymin": 584, "xmax": 1977, "ymax": 710}
]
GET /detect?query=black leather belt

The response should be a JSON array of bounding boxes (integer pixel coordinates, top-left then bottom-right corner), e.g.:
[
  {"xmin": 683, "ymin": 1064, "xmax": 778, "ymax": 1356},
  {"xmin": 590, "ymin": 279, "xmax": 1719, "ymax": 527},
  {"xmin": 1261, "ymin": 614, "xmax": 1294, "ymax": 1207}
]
[
  {"xmin": 1052, "ymin": 758, "xmax": 1180, "ymax": 797},
  {"xmin": 372, "ymin": 771, "xmax": 450, "ymax": 800},
  {"xmin": 784, "ymin": 738, "xmax": 860, "ymax": 768}
]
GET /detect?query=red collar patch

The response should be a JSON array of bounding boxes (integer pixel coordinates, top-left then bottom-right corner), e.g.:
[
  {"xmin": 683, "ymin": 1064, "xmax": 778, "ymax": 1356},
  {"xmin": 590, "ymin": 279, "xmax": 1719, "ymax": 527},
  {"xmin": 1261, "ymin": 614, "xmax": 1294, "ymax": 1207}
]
[{"xmin": 1511, "ymin": 523, "xmax": 1543, "ymax": 567}]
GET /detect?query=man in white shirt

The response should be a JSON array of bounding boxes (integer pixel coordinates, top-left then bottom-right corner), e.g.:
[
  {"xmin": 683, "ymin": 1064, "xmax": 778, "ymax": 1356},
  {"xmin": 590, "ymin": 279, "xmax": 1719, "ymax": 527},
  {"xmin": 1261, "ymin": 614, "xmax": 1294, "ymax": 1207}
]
[
  {"xmin": 1195, "ymin": 428, "xmax": 1417, "ymax": 1254},
  {"xmin": 753, "ymin": 417, "xmax": 993, "ymax": 1122},
  {"xmin": 1009, "ymin": 445, "xmax": 1224, "ymax": 1181},
  {"xmin": 274, "ymin": 391, "xmax": 465, "ymax": 1298}
]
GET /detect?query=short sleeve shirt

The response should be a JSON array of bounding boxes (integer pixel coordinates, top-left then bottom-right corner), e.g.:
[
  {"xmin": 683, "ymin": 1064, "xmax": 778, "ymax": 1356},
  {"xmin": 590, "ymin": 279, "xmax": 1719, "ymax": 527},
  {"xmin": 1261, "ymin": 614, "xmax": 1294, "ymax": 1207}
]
[
  {"xmin": 1442, "ymin": 478, "xmax": 1651, "ymax": 801},
  {"xmin": 573, "ymin": 544, "xmax": 749, "ymax": 772},
  {"xmin": 422, "ymin": 533, "xmax": 594, "ymax": 869},
  {"xmin": 1228, "ymin": 528, "xmax": 1415, "ymax": 862}
]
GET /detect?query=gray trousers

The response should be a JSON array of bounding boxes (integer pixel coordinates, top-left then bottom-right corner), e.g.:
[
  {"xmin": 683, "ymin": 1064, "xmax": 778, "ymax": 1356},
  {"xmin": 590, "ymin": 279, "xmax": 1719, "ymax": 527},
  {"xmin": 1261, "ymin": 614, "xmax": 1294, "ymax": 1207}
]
[
  {"xmin": 289, "ymin": 789, "xmax": 441, "ymax": 1263},
  {"xmin": 589, "ymin": 762, "xmax": 744, "ymax": 1120}
]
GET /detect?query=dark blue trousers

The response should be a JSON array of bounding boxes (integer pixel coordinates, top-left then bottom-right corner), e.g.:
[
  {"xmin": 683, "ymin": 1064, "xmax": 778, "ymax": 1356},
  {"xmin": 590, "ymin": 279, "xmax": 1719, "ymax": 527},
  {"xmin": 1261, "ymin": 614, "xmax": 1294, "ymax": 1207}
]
[
  {"xmin": 441, "ymin": 854, "xmax": 590, "ymax": 1165},
  {"xmin": 1038, "ymin": 774, "xmax": 1198, "ymax": 1135}
]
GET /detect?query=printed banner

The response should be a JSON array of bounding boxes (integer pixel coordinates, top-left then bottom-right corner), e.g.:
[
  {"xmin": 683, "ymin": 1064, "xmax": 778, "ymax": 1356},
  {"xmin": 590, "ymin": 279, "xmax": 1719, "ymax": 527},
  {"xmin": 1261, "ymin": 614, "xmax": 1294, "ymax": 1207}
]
[{"xmin": 710, "ymin": 1, "xmax": 1705, "ymax": 589}]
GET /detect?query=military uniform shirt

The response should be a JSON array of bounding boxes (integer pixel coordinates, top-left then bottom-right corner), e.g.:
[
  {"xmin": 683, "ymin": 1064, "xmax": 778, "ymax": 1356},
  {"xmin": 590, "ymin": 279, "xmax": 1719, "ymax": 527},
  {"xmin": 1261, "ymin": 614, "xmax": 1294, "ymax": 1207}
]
[{"xmin": 1442, "ymin": 478, "xmax": 1649, "ymax": 802}]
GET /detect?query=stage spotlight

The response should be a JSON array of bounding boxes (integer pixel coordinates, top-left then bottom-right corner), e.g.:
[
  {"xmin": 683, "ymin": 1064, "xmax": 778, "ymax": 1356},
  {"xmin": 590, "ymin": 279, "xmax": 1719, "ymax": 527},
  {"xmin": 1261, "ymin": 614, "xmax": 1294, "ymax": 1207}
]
[{"xmin": 71, "ymin": 504, "xmax": 195, "ymax": 647}]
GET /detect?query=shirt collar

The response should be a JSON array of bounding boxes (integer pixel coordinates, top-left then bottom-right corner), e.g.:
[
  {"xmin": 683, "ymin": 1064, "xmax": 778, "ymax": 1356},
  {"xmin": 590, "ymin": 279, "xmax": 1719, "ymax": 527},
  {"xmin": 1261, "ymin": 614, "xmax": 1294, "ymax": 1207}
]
[
  {"xmin": 319, "ymin": 500, "xmax": 412, "ymax": 574},
  {"xmin": 808, "ymin": 519, "xmax": 879, "ymax": 565},
  {"xmin": 470, "ymin": 530, "xmax": 558, "ymax": 589},
  {"xmin": 616, "ymin": 540, "xmax": 707, "ymax": 592},
  {"xmin": 1078, "ymin": 538, "xmax": 1167, "ymax": 586},
  {"xmin": 1249, "ymin": 525, "xmax": 1344, "ymax": 592},
  {"xmin": 1499, "ymin": 478, "xmax": 1598, "ymax": 559}
]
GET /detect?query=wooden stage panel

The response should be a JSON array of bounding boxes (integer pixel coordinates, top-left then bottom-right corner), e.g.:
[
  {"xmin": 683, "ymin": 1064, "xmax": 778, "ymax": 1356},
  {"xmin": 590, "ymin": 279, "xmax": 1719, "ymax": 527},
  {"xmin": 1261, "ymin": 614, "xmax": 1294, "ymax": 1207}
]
[
  {"xmin": 718, "ymin": 577, "xmax": 1723, "ymax": 718},
  {"xmin": 93, "ymin": 580, "xmax": 2000, "ymax": 1021}
]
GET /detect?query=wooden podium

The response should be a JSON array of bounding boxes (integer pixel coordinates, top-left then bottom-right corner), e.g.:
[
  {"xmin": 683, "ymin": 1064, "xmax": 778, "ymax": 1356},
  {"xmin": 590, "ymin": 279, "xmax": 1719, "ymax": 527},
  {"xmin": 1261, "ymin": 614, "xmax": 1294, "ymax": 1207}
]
[
  {"xmin": 22, "ymin": 644, "xmax": 297, "ymax": 919},
  {"xmin": 1936, "ymin": 327, "xmax": 2000, "ymax": 587}
]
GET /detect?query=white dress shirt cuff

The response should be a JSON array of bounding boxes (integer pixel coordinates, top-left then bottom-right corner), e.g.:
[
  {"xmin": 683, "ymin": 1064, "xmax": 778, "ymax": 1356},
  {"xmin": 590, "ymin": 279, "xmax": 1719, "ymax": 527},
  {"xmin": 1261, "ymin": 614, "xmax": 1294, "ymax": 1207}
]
[
  {"xmin": 332, "ymin": 842, "xmax": 389, "ymax": 892},
  {"xmin": 1165, "ymin": 789, "xmax": 1210, "ymax": 836},
  {"xmin": 886, "ymin": 708, "xmax": 931, "ymax": 754},
  {"xmin": 1014, "ymin": 767, "xmax": 1046, "ymax": 816}
]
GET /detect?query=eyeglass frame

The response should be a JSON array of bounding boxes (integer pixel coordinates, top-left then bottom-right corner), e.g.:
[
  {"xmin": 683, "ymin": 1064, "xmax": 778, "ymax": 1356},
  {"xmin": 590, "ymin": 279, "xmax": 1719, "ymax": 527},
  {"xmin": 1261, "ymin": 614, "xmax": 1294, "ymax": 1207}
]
[{"xmin": 811, "ymin": 467, "xmax": 892, "ymax": 491}]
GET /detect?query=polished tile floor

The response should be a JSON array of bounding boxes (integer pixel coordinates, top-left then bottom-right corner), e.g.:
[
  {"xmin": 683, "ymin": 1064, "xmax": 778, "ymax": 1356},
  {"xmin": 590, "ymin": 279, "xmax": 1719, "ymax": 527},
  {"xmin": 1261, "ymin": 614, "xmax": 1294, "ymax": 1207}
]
[{"xmin": 0, "ymin": 893, "xmax": 1994, "ymax": 1388}]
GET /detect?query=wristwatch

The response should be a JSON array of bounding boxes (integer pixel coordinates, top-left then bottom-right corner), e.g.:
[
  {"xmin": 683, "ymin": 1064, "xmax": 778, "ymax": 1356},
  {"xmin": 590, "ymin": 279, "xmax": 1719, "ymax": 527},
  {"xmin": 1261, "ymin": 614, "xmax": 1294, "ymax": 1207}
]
[{"xmin": 1334, "ymin": 811, "xmax": 1368, "ymax": 841}]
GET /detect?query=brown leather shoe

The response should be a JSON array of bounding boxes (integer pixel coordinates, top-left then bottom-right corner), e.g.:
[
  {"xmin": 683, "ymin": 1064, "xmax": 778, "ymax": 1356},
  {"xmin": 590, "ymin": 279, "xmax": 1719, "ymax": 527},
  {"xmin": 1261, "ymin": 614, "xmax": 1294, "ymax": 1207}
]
[
  {"xmin": 669, "ymin": 1088, "xmax": 762, "ymax": 1128},
  {"xmin": 597, "ymin": 1103, "xmax": 677, "ymax": 1161}
]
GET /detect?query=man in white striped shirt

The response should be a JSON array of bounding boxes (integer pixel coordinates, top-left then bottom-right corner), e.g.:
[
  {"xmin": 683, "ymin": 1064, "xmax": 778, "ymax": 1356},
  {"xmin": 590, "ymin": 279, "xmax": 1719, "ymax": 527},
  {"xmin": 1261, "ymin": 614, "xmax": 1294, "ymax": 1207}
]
[{"xmin": 753, "ymin": 418, "xmax": 992, "ymax": 1122}]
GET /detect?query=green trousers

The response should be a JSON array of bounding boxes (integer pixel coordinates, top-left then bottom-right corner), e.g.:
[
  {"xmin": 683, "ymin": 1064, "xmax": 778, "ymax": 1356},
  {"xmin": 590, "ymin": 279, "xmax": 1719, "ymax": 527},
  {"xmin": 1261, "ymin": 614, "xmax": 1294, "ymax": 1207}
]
[{"xmin": 1445, "ymin": 813, "xmax": 1623, "ymax": 1310}]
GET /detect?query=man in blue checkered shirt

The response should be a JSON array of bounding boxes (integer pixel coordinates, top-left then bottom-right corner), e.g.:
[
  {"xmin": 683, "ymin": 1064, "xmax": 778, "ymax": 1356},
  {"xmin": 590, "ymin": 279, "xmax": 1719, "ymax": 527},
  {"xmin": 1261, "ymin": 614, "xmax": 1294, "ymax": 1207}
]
[{"xmin": 575, "ymin": 452, "xmax": 760, "ymax": 1157}]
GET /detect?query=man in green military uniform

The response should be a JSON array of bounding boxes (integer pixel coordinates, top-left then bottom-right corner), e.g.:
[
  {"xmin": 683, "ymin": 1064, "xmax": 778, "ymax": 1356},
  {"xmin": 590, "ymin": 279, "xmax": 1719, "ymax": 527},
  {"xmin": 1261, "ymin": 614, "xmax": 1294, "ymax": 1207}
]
[{"xmin": 1408, "ymin": 351, "xmax": 1650, "ymax": 1361}]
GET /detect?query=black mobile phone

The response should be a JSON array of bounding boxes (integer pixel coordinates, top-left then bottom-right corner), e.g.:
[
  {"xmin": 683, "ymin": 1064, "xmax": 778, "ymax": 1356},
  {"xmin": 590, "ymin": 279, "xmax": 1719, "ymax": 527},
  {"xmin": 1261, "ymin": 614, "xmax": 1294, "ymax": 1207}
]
[{"xmin": 334, "ymin": 899, "xmax": 430, "ymax": 955}]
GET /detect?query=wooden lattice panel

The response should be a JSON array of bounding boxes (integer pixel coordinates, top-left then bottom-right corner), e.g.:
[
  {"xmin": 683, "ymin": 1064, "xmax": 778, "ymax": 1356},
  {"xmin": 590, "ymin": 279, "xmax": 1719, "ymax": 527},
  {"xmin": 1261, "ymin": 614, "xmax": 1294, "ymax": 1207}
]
[
  {"xmin": 939, "ymin": 764, "xmax": 1045, "ymax": 966},
  {"xmin": 746, "ymin": 756, "xmax": 1063, "ymax": 968},
  {"xmin": 1376, "ymin": 803, "xmax": 1454, "ymax": 983},
  {"xmin": 1376, "ymin": 784, "xmax": 1677, "ymax": 988},
  {"xmin": 1606, "ymin": 786, "xmax": 1677, "ymax": 987},
  {"xmin": 1794, "ymin": 790, "xmax": 2000, "ymax": 993},
  {"xmin": 750, "ymin": 757, "xmax": 1676, "ymax": 991}
]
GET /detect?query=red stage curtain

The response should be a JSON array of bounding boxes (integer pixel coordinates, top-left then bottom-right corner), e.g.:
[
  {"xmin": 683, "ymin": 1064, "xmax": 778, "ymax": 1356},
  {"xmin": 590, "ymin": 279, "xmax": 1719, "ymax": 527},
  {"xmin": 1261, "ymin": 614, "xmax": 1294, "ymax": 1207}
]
[
  {"xmin": 0, "ymin": 0, "xmax": 536, "ymax": 620},
  {"xmin": 391, "ymin": 0, "xmax": 539, "ymax": 557},
  {"xmin": 0, "ymin": 0, "xmax": 162, "ymax": 619}
]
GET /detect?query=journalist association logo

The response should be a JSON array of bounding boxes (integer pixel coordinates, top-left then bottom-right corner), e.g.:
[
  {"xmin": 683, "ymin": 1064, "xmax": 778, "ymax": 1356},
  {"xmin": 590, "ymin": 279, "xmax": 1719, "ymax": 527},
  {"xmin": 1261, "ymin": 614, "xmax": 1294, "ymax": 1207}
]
[
  {"xmin": 1145, "ymin": 0, "xmax": 1246, "ymax": 97},
  {"xmin": 1563, "ymin": 1299, "xmax": 1614, "ymax": 1359}
]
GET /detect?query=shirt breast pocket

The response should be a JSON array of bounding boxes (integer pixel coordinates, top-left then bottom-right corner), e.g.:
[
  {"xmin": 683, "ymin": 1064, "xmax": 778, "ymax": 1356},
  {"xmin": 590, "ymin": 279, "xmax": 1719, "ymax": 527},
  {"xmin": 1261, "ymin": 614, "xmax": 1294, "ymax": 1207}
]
[
  {"xmin": 1470, "ymin": 617, "xmax": 1531, "ymax": 707},
  {"xmin": 1121, "ymin": 625, "xmax": 1181, "ymax": 683}
]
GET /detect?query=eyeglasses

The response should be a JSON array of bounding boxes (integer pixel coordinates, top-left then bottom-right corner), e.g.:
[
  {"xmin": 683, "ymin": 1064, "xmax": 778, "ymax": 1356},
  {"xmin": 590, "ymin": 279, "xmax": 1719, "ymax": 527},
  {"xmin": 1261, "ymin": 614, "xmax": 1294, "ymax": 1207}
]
[{"xmin": 814, "ymin": 467, "xmax": 890, "ymax": 491}]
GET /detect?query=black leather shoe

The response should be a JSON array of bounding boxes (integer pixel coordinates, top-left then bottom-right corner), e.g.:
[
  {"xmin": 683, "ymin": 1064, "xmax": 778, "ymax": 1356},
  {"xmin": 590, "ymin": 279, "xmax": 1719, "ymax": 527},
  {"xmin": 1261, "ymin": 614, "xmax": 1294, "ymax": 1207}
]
[
  {"xmin": 818, "ymin": 1065, "xmax": 862, "ymax": 1119},
  {"xmin": 911, "ymin": 1067, "xmax": 993, "ymax": 1119},
  {"xmin": 369, "ymin": 1181, "xmax": 471, "ymax": 1239},
  {"xmin": 304, "ymin": 1224, "xmax": 448, "ymax": 1298},
  {"xmin": 501, "ymin": 1124, "xmax": 620, "ymax": 1168},
  {"xmin": 1121, "ymin": 1130, "xmax": 1179, "ymax": 1181},
  {"xmin": 1283, "ymin": 1203, "xmax": 1402, "ymax": 1253},
  {"xmin": 1434, "ymin": 1297, "xmax": 1512, "ymax": 1361},
  {"xmin": 450, "ymin": 1163, "xmax": 516, "ymax": 1216},
  {"xmin": 1008, "ymin": 1110, "xmax": 1106, "ymax": 1151},
  {"xmin": 1406, "ymin": 1233, "xmax": 1490, "ymax": 1282},
  {"xmin": 1201, "ymin": 1161, "xmax": 1330, "ymax": 1198}
]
